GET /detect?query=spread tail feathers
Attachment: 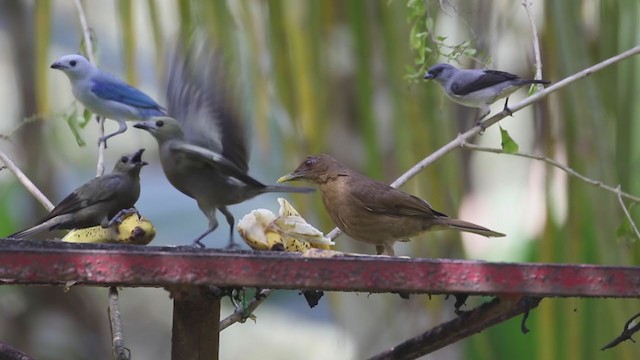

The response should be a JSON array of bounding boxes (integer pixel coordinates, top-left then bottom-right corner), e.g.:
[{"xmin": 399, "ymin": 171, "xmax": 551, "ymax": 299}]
[{"xmin": 441, "ymin": 218, "xmax": 505, "ymax": 238}]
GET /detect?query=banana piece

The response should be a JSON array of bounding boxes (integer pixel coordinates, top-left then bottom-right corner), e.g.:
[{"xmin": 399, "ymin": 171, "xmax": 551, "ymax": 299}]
[
  {"xmin": 238, "ymin": 198, "xmax": 334, "ymax": 252},
  {"xmin": 61, "ymin": 213, "xmax": 156, "ymax": 245}
]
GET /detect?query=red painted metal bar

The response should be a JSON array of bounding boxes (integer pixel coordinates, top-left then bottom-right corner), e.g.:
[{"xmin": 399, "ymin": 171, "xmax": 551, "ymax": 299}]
[{"xmin": 0, "ymin": 239, "xmax": 638, "ymax": 297}]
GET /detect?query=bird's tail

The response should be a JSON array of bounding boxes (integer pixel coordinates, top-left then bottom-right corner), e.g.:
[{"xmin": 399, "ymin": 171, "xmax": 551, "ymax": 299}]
[
  {"xmin": 262, "ymin": 185, "xmax": 316, "ymax": 194},
  {"xmin": 520, "ymin": 79, "xmax": 551, "ymax": 86},
  {"xmin": 438, "ymin": 218, "xmax": 505, "ymax": 238},
  {"xmin": 6, "ymin": 219, "xmax": 61, "ymax": 239}
]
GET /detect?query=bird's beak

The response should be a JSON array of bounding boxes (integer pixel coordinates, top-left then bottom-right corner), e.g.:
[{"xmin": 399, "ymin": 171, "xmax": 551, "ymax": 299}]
[
  {"xmin": 277, "ymin": 171, "xmax": 303, "ymax": 183},
  {"xmin": 50, "ymin": 61, "xmax": 65, "ymax": 70},
  {"xmin": 133, "ymin": 121, "xmax": 152, "ymax": 131},
  {"xmin": 423, "ymin": 72, "xmax": 434, "ymax": 80},
  {"xmin": 131, "ymin": 148, "xmax": 148, "ymax": 166}
]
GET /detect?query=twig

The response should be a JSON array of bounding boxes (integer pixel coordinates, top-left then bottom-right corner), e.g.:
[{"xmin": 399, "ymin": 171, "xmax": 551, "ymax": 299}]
[
  {"xmin": 73, "ymin": 0, "xmax": 95, "ymax": 64},
  {"xmin": 108, "ymin": 287, "xmax": 131, "ymax": 360},
  {"xmin": 0, "ymin": 341, "xmax": 34, "ymax": 360},
  {"xmin": 459, "ymin": 142, "xmax": 640, "ymax": 203},
  {"xmin": 522, "ymin": 1, "xmax": 544, "ymax": 82},
  {"xmin": 0, "ymin": 150, "xmax": 54, "ymax": 211},
  {"xmin": 72, "ymin": 0, "xmax": 105, "ymax": 176},
  {"xmin": 368, "ymin": 296, "xmax": 542, "ymax": 359},
  {"xmin": 220, "ymin": 288, "xmax": 272, "ymax": 331},
  {"xmin": 601, "ymin": 311, "xmax": 640, "ymax": 351},
  {"xmin": 327, "ymin": 45, "xmax": 640, "ymax": 240},
  {"xmin": 616, "ymin": 186, "xmax": 640, "ymax": 240}
]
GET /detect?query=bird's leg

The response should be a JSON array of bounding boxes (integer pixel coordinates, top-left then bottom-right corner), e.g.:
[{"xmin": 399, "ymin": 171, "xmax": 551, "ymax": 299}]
[
  {"xmin": 192, "ymin": 224, "xmax": 217, "ymax": 248},
  {"xmin": 98, "ymin": 119, "xmax": 128, "ymax": 147},
  {"xmin": 474, "ymin": 107, "xmax": 491, "ymax": 133},
  {"xmin": 107, "ymin": 208, "xmax": 139, "ymax": 228},
  {"xmin": 219, "ymin": 206, "xmax": 239, "ymax": 249},
  {"xmin": 375, "ymin": 245, "xmax": 385, "ymax": 255},
  {"xmin": 502, "ymin": 97, "xmax": 514, "ymax": 116}
]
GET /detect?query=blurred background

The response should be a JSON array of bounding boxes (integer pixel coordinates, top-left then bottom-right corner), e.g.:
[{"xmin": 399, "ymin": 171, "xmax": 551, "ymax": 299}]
[{"xmin": 0, "ymin": 0, "xmax": 639, "ymax": 359}]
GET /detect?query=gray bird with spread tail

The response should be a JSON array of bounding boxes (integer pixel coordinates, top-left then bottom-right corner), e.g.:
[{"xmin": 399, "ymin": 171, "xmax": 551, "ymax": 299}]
[
  {"xmin": 135, "ymin": 42, "xmax": 313, "ymax": 248},
  {"xmin": 424, "ymin": 63, "xmax": 549, "ymax": 123},
  {"xmin": 8, "ymin": 149, "xmax": 147, "ymax": 239},
  {"xmin": 278, "ymin": 154, "xmax": 505, "ymax": 255}
]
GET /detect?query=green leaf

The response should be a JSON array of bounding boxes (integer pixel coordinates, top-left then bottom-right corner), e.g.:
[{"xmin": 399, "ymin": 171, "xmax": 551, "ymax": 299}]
[
  {"xmin": 63, "ymin": 108, "xmax": 86, "ymax": 147},
  {"xmin": 499, "ymin": 126, "xmax": 519, "ymax": 153},
  {"xmin": 81, "ymin": 108, "xmax": 92, "ymax": 127}
]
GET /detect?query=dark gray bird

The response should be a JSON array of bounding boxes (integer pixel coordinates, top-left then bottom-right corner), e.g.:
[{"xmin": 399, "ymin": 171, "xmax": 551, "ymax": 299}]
[
  {"xmin": 134, "ymin": 42, "xmax": 313, "ymax": 248},
  {"xmin": 8, "ymin": 149, "xmax": 147, "ymax": 239},
  {"xmin": 278, "ymin": 154, "xmax": 505, "ymax": 256},
  {"xmin": 424, "ymin": 63, "xmax": 550, "ymax": 122}
]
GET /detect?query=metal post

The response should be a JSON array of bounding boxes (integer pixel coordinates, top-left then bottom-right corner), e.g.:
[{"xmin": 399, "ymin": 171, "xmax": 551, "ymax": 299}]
[{"xmin": 170, "ymin": 286, "xmax": 221, "ymax": 360}]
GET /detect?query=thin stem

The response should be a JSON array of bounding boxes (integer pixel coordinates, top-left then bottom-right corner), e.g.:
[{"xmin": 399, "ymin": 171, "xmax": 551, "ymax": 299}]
[
  {"xmin": 219, "ymin": 289, "xmax": 273, "ymax": 331},
  {"xmin": 616, "ymin": 186, "xmax": 640, "ymax": 241},
  {"xmin": 460, "ymin": 142, "xmax": 640, "ymax": 203},
  {"xmin": 108, "ymin": 287, "xmax": 131, "ymax": 360},
  {"xmin": 72, "ymin": 0, "xmax": 105, "ymax": 176},
  {"xmin": 522, "ymin": 1, "xmax": 544, "ymax": 82},
  {"xmin": 0, "ymin": 150, "xmax": 53, "ymax": 211}
]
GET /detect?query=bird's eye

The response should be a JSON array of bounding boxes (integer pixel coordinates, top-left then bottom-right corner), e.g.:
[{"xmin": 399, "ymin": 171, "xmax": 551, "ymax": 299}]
[
  {"xmin": 120, "ymin": 156, "xmax": 128, "ymax": 163},
  {"xmin": 156, "ymin": 120, "xmax": 164, "ymax": 127},
  {"xmin": 304, "ymin": 158, "xmax": 314, "ymax": 168},
  {"xmin": 70, "ymin": 60, "xmax": 77, "ymax": 67}
]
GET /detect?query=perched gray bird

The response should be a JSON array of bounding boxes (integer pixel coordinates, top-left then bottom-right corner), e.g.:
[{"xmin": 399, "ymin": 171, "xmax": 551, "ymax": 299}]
[
  {"xmin": 51, "ymin": 54, "xmax": 166, "ymax": 146},
  {"xmin": 135, "ymin": 43, "xmax": 313, "ymax": 248},
  {"xmin": 424, "ymin": 63, "xmax": 549, "ymax": 123},
  {"xmin": 8, "ymin": 149, "xmax": 147, "ymax": 239}
]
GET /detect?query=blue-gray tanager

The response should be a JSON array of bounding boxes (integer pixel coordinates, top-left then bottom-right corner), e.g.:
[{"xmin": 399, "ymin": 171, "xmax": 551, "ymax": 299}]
[
  {"xmin": 424, "ymin": 63, "xmax": 550, "ymax": 122},
  {"xmin": 134, "ymin": 43, "xmax": 313, "ymax": 248},
  {"xmin": 8, "ymin": 149, "xmax": 147, "ymax": 239},
  {"xmin": 50, "ymin": 54, "xmax": 166, "ymax": 145}
]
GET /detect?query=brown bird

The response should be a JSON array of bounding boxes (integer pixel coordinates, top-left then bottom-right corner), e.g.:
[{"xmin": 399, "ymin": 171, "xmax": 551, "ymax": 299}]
[{"xmin": 278, "ymin": 154, "xmax": 505, "ymax": 255}]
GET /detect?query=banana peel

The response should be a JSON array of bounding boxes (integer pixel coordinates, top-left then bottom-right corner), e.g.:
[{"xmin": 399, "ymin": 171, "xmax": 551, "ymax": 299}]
[
  {"xmin": 237, "ymin": 198, "xmax": 334, "ymax": 252},
  {"xmin": 61, "ymin": 213, "xmax": 156, "ymax": 245},
  {"xmin": 237, "ymin": 198, "xmax": 333, "ymax": 309}
]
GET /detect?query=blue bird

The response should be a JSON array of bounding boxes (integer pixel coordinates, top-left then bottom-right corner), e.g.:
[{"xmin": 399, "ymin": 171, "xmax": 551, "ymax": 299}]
[{"xmin": 51, "ymin": 54, "xmax": 166, "ymax": 146}]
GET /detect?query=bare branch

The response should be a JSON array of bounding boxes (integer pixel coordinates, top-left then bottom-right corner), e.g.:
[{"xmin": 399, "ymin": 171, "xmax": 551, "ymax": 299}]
[
  {"xmin": 72, "ymin": 0, "xmax": 105, "ymax": 176},
  {"xmin": 0, "ymin": 150, "xmax": 53, "ymax": 211},
  {"xmin": 522, "ymin": 1, "xmax": 544, "ymax": 82},
  {"xmin": 220, "ymin": 288, "xmax": 272, "ymax": 331},
  {"xmin": 368, "ymin": 296, "xmax": 542, "ymax": 359},
  {"xmin": 108, "ymin": 287, "xmax": 131, "ymax": 360},
  {"xmin": 616, "ymin": 186, "xmax": 640, "ymax": 240},
  {"xmin": 601, "ymin": 311, "xmax": 640, "ymax": 351},
  {"xmin": 459, "ymin": 142, "xmax": 640, "ymax": 203}
]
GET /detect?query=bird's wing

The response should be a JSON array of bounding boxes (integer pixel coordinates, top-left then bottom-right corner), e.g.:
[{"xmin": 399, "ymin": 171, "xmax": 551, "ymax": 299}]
[
  {"xmin": 41, "ymin": 174, "xmax": 124, "ymax": 221},
  {"xmin": 169, "ymin": 142, "xmax": 265, "ymax": 188},
  {"xmin": 450, "ymin": 70, "xmax": 520, "ymax": 96},
  {"xmin": 165, "ymin": 43, "xmax": 249, "ymax": 172},
  {"xmin": 91, "ymin": 75, "xmax": 164, "ymax": 110},
  {"xmin": 347, "ymin": 177, "xmax": 448, "ymax": 219}
]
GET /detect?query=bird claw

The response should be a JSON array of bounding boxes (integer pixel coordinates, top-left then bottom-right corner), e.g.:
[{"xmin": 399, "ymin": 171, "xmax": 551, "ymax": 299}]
[
  {"xmin": 97, "ymin": 136, "xmax": 109, "ymax": 149},
  {"xmin": 191, "ymin": 239, "xmax": 206, "ymax": 248},
  {"xmin": 475, "ymin": 120, "xmax": 487, "ymax": 134},
  {"xmin": 225, "ymin": 241, "xmax": 242, "ymax": 250},
  {"xmin": 108, "ymin": 208, "xmax": 139, "ymax": 228}
]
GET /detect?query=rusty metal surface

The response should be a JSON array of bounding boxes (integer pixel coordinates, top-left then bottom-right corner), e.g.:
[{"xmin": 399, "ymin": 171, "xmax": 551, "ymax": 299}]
[{"xmin": 0, "ymin": 239, "xmax": 638, "ymax": 297}]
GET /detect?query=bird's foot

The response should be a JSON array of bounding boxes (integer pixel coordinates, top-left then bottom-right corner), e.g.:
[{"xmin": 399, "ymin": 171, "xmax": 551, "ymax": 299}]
[
  {"xmin": 191, "ymin": 239, "xmax": 206, "ymax": 248},
  {"xmin": 475, "ymin": 120, "xmax": 487, "ymax": 134},
  {"xmin": 225, "ymin": 241, "xmax": 242, "ymax": 250},
  {"xmin": 107, "ymin": 208, "xmax": 139, "ymax": 228},
  {"xmin": 97, "ymin": 136, "xmax": 109, "ymax": 149},
  {"xmin": 503, "ymin": 98, "xmax": 514, "ymax": 116}
]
